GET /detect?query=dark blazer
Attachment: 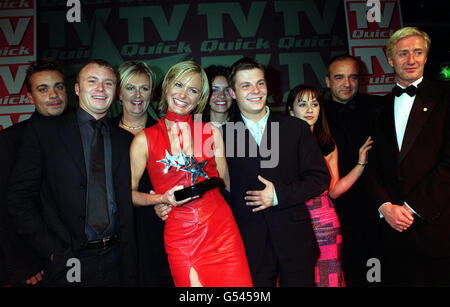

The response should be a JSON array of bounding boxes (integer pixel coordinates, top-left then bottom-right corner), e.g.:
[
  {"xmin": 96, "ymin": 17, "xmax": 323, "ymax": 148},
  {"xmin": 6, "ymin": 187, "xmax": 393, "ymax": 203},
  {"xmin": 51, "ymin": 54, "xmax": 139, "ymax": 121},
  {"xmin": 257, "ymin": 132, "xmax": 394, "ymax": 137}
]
[
  {"xmin": 368, "ymin": 79, "xmax": 450, "ymax": 257},
  {"xmin": 224, "ymin": 112, "xmax": 331, "ymax": 276},
  {"xmin": 0, "ymin": 113, "xmax": 46, "ymax": 284},
  {"xmin": 112, "ymin": 114, "xmax": 174, "ymax": 287},
  {"xmin": 6, "ymin": 110, "xmax": 138, "ymax": 285}
]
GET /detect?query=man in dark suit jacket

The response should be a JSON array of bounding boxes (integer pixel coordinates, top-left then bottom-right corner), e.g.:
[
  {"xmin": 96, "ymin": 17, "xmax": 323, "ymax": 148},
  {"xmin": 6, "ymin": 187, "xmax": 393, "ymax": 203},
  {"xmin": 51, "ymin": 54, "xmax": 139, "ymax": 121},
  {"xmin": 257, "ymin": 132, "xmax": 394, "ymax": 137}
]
[
  {"xmin": 0, "ymin": 58, "xmax": 68, "ymax": 286},
  {"xmin": 224, "ymin": 58, "xmax": 331, "ymax": 286},
  {"xmin": 7, "ymin": 59, "xmax": 138, "ymax": 286},
  {"xmin": 322, "ymin": 55, "xmax": 382, "ymax": 286},
  {"xmin": 368, "ymin": 27, "xmax": 450, "ymax": 286}
]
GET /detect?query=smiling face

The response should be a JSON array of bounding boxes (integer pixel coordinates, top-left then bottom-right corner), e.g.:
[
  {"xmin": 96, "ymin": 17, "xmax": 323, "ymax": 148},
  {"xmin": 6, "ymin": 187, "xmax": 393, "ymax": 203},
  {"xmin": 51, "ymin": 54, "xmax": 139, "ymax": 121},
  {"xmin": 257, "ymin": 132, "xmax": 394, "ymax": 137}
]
[
  {"xmin": 388, "ymin": 35, "xmax": 427, "ymax": 87},
  {"xmin": 119, "ymin": 73, "xmax": 152, "ymax": 118},
  {"xmin": 229, "ymin": 68, "xmax": 267, "ymax": 121},
  {"xmin": 290, "ymin": 90, "xmax": 320, "ymax": 128},
  {"xmin": 209, "ymin": 75, "xmax": 232, "ymax": 114},
  {"xmin": 27, "ymin": 70, "xmax": 67, "ymax": 116},
  {"xmin": 166, "ymin": 72, "xmax": 202, "ymax": 115},
  {"xmin": 75, "ymin": 63, "xmax": 117, "ymax": 119}
]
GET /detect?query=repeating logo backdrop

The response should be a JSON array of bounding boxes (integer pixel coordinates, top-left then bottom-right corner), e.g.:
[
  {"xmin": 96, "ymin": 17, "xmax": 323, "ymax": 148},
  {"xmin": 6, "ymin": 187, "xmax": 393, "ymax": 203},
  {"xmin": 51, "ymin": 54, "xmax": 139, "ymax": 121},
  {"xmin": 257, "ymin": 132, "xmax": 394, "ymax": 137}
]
[
  {"xmin": 0, "ymin": 0, "xmax": 36, "ymax": 129},
  {"xmin": 39, "ymin": 0, "xmax": 349, "ymax": 118},
  {"xmin": 1, "ymin": 0, "xmax": 403, "ymax": 129},
  {"xmin": 344, "ymin": 0, "xmax": 402, "ymax": 94}
]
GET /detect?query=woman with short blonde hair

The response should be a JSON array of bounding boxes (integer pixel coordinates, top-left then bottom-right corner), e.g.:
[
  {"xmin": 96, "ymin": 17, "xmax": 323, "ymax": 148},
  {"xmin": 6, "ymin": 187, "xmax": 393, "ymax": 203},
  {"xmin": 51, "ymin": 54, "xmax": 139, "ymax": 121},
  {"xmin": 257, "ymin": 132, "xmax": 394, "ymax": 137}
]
[{"xmin": 158, "ymin": 61, "xmax": 209, "ymax": 114}]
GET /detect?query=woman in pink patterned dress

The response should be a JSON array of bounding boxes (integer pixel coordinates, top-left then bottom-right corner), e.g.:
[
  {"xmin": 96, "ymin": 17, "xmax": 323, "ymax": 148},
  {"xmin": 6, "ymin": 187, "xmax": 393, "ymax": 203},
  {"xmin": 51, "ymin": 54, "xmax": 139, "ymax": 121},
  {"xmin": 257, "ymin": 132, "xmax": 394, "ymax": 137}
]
[{"xmin": 287, "ymin": 85, "xmax": 373, "ymax": 287}]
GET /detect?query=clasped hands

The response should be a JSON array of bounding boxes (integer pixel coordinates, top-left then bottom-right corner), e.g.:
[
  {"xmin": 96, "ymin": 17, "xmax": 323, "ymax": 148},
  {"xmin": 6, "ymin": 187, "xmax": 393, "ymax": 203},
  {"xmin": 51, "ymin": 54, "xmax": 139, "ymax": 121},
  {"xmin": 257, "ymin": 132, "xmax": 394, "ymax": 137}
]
[
  {"xmin": 380, "ymin": 202, "xmax": 415, "ymax": 232},
  {"xmin": 154, "ymin": 175, "xmax": 275, "ymax": 220}
]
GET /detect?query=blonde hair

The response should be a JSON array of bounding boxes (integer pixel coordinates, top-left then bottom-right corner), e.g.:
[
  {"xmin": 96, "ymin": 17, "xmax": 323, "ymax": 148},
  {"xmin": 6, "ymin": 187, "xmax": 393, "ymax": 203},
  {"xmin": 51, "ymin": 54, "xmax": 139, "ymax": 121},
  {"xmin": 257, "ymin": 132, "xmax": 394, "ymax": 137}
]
[
  {"xmin": 159, "ymin": 61, "xmax": 209, "ymax": 114},
  {"xmin": 386, "ymin": 27, "xmax": 431, "ymax": 59},
  {"xmin": 118, "ymin": 61, "xmax": 155, "ymax": 95}
]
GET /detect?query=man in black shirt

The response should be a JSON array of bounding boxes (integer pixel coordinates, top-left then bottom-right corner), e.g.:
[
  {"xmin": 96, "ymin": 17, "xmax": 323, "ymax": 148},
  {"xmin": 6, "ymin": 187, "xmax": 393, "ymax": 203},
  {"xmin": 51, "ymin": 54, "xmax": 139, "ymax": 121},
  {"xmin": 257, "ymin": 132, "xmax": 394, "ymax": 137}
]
[
  {"xmin": 323, "ymin": 55, "xmax": 381, "ymax": 286},
  {"xmin": 7, "ymin": 60, "xmax": 138, "ymax": 286},
  {"xmin": 0, "ymin": 58, "xmax": 68, "ymax": 286}
]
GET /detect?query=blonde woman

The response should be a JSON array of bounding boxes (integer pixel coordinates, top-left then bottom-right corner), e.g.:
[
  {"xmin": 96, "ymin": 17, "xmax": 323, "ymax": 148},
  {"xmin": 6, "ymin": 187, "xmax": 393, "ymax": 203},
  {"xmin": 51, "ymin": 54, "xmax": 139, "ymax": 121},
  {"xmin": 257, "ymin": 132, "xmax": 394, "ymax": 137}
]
[{"xmin": 129, "ymin": 61, "xmax": 252, "ymax": 287}]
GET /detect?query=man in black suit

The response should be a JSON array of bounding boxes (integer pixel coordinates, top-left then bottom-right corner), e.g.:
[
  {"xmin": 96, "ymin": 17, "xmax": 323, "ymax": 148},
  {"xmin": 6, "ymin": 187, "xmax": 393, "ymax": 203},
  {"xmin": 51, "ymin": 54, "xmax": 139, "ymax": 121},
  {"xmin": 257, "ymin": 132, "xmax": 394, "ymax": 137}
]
[
  {"xmin": 368, "ymin": 27, "xmax": 450, "ymax": 286},
  {"xmin": 7, "ymin": 59, "xmax": 138, "ymax": 286},
  {"xmin": 224, "ymin": 58, "xmax": 331, "ymax": 286},
  {"xmin": 322, "ymin": 55, "xmax": 381, "ymax": 286},
  {"xmin": 0, "ymin": 58, "xmax": 68, "ymax": 286}
]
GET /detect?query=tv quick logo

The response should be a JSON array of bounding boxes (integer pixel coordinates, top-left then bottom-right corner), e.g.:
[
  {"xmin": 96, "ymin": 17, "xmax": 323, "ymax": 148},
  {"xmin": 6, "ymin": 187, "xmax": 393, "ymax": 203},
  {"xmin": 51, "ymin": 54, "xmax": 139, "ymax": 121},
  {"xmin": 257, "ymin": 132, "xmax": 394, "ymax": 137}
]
[
  {"xmin": 349, "ymin": 1, "xmax": 395, "ymax": 37},
  {"xmin": 345, "ymin": 0, "xmax": 400, "ymax": 94},
  {"xmin": 0, "ymin": 0, "xmax": 31, "ymax": 9}
]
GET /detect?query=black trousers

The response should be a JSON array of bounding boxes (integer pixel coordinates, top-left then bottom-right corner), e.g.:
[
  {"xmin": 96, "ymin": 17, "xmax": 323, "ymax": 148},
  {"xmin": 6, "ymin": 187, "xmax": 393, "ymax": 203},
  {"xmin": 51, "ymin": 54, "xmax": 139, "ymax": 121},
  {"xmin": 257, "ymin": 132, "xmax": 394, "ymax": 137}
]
[
  {"xmin": 251, "ymin": 237, "xmax": 316, "ymax": 287},
  {"xmin": 42, "ymin": 244, "xmax": 121, "ymax": 287},
  {"xmin": 379, "ymin": 224, "xmax": 450, "ymax": 287}
]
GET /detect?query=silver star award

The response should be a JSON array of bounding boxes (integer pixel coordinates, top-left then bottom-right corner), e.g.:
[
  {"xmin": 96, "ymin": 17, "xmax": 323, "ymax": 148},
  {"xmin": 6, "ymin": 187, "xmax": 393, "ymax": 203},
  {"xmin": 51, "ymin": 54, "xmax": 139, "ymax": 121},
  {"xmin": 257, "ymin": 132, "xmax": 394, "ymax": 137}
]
[
  {"xmin": 181, "ymin": 156, "xmax": 209, "ymax": 185},
  {"xmin": 157, "ymin": 150, "xmax": 179, "ymax": 173},
  {"xmin": 157, "ymin": 149, "xmax": 209, "ymax": 184}
]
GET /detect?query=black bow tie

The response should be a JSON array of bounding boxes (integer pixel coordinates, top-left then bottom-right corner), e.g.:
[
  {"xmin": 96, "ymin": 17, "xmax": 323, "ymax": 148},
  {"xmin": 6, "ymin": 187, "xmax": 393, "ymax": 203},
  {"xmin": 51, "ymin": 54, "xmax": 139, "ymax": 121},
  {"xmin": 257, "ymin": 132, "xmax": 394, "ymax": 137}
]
[{"xmin": 392, "ymin": 84, "xmax": 417, "ymax": 97}]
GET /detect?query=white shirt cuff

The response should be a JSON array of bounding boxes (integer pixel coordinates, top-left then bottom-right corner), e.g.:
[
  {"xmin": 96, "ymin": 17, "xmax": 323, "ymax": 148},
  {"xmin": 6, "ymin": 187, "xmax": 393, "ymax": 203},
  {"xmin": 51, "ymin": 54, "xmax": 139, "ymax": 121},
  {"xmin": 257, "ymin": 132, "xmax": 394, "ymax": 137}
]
[
  {"xmin": 404, "ymin": 201, "xmax": 421, "ymax": 217},
  {"xmin": 378, "ymin": 202, "xmax": 391, "ymax": 218},
  {"xmin": 273, "ymin": 188, "xmax": 279, "ymax": 206}
]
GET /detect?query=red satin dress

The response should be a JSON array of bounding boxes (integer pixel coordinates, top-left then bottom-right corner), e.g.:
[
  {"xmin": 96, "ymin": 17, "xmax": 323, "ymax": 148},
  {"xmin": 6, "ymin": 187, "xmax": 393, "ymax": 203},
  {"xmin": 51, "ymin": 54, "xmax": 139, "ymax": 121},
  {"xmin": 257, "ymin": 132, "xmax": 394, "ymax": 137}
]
[{"xmin": 143, "ymin": 116, "xmax": 253, "ymax": 287}]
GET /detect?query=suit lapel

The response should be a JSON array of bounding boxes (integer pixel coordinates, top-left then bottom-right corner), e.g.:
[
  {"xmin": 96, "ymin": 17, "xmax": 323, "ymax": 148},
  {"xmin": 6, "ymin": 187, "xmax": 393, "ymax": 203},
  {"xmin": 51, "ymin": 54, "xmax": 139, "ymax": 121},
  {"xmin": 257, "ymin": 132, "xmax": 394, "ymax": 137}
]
[
  {"xmin": 259, "ymin": 112, "xmax": 271, "ymax": 151},
  {"xmin": 110, "ymin": 123, "xmax": 123, "ymax": 175},
  {"xmin": 399, "ymin": 80, "xmax": 435, "ymax": 162},
  {"xmin": 59, "ymin": 112, "xmax": 87, "ymax": 178}
]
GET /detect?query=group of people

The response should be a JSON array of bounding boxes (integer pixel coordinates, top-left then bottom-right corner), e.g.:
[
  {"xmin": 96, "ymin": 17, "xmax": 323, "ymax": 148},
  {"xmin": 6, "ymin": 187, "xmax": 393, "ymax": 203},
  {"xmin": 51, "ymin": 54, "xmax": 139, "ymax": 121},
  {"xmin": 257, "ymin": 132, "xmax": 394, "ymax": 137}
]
[{"xmin": 0, "ymin": 26, "xmax": 448, "ymax": 287}]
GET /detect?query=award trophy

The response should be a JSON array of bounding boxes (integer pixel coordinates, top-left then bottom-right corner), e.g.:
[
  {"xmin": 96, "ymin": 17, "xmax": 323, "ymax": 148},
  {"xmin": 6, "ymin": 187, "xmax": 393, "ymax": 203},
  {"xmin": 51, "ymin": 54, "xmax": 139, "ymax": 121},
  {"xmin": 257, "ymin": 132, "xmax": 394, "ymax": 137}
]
[{"xmin": 157, "ymin": 150, "xmax": 219, "ymax": 202}]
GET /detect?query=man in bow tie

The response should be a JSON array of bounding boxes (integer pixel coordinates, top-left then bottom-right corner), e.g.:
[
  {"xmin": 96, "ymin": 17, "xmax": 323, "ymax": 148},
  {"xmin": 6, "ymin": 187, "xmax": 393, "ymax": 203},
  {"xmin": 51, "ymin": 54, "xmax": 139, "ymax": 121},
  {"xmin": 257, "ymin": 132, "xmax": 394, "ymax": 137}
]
[
  {"xmin": 368, "ymin": 27, "xmax": 450, "ymax": 286},
  {"xmin": 322, "ymin": 55, "xmax": 381, "ymax": 286}
]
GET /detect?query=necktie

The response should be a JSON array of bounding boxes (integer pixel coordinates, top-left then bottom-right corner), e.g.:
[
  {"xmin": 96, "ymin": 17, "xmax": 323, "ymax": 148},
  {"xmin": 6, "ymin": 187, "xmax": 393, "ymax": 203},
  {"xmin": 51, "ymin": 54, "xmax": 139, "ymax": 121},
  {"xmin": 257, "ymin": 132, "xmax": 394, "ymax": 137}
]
[
  {"xmin": 392, "ymin": 84, "xmax": 417, "ymax": 97},
  {"xmin": 87, "ymin": 120, "xmax": 109, "ymax": 234}
]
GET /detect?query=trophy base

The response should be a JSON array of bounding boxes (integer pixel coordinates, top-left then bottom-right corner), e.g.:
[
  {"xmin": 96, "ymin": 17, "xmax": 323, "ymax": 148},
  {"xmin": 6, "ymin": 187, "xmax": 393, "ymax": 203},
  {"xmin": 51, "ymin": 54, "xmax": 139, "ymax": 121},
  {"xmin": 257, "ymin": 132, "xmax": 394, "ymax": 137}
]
[{"xmin": 174, "ymin": 177, "xmax": 219, "ymax": 202}]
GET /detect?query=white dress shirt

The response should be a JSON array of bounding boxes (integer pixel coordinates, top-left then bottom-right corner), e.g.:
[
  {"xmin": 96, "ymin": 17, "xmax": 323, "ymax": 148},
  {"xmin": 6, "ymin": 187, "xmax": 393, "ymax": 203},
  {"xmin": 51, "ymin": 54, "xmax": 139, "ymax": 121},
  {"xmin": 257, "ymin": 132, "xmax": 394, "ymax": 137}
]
[
  {"xmin": 394, "ymin": 77, "xmax": 423, "ymax": 151},
  {"xmin": 241, "ymin": 106, "xmax": 279, "ymax": 206},
  {"xmin": 379, "ymin": 77, "xmax": 423, "ymax": 217}
]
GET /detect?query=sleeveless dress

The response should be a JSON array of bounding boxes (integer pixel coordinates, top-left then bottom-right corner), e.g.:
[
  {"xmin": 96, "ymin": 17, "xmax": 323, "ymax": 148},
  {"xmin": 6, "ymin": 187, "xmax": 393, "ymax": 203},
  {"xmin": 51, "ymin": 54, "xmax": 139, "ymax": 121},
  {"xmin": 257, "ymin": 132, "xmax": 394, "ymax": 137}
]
[
  {"xmin": 143, "ymin": 117, "xmax": 253, "ymax": 287},
  {"xmin": 305, "ymin": 158, "xmax": 345, "ymax": 287}
]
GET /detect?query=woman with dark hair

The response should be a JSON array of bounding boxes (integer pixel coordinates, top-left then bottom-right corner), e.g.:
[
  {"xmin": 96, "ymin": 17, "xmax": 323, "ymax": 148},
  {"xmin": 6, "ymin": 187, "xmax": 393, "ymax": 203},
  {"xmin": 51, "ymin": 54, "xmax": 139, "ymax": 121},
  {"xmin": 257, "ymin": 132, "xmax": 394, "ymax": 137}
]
[
  {"xmin": 287, "ymin": 84, "xmax": 372, "ymax": 287},
  {"xmin": 202, "ymin": 65, "xmax": 238, "ymax": 126}
]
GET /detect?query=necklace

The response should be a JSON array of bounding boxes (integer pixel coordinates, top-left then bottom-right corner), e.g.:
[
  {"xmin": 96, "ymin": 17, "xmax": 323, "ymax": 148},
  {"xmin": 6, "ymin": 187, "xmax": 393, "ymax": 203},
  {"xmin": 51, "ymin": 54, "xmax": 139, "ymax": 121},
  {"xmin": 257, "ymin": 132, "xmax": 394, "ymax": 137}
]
[{"xmin": 120, "ymin": 118, "xmax": 145, "ymax": 130}]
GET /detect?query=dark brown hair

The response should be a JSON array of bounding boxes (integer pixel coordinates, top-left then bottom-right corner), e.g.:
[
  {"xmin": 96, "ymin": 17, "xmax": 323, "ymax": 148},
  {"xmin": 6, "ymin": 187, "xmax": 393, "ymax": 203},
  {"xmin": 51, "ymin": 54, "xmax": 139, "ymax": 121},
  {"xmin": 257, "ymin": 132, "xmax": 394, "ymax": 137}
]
[
  {"xmin": 25, "ymin": 58, "xmax": 65, "ymax": 92},
  {"xmin": 287, "ymin": 84, "xmax": 335, "ymax": 156},
  {"xmin": 227, "ymin": 57, "xmax": 266, "ymax": 90},
  {"xmin": 202, "ymin": 65, "xmax": 239, "ymax": 123}
]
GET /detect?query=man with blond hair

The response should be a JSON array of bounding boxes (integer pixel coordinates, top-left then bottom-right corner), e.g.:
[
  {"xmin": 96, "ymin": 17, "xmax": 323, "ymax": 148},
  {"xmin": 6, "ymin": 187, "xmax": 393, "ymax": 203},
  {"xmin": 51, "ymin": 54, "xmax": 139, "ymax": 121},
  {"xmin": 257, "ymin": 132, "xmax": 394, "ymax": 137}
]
[{"xmin": 368, "ymin": 27, "xmax": 450, "ymax": 286}]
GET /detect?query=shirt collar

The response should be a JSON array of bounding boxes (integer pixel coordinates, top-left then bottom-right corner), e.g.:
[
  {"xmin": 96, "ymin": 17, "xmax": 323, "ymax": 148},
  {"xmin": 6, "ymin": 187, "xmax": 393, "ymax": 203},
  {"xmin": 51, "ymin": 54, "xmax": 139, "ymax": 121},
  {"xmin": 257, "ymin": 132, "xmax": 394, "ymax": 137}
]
[
  {"xmin": 241, "ymin": 106, "xmax": 270, "ymax": 127},
  {"xmin": 77, "ymin": 107, "xmax": 109, "ymax": 130},
  {"xmin": 397, "ymin": 76, "xmax": 423, "ymax": 89}
]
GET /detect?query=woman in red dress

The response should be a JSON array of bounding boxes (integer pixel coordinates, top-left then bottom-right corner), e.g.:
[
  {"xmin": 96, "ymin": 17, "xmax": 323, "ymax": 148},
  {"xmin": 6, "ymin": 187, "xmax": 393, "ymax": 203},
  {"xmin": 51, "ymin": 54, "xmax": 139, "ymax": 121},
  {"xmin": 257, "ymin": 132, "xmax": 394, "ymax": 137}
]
[{"xmin": 129, "ymin": 61, "xmax": 252, "ymax": 287}]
